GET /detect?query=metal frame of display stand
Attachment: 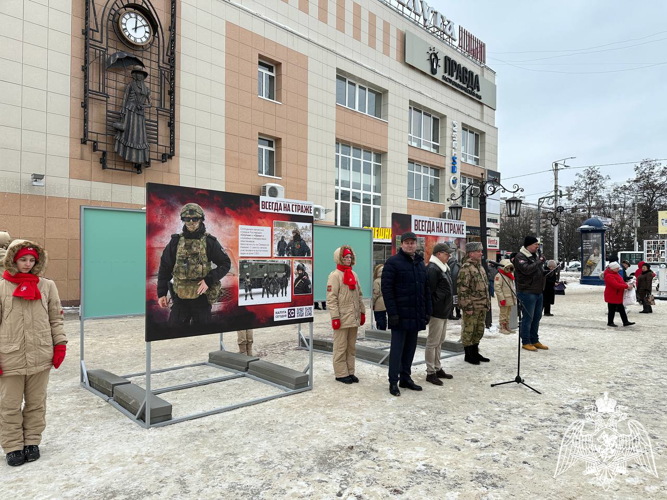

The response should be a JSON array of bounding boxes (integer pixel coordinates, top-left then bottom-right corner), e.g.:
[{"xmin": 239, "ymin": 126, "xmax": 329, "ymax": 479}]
[
  {"xmin": 296, "ymin": 327, "xmax": 460, "ymax": 368},
  {"xmin": 81, "ymin": 321, "xmax": 314, "ymax": 428}
]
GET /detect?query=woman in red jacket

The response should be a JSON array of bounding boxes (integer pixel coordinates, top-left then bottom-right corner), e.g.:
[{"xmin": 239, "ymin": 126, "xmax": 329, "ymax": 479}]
[{"xmin": 603, "ymin": 262, "xmax": 635, "ymax": 327}]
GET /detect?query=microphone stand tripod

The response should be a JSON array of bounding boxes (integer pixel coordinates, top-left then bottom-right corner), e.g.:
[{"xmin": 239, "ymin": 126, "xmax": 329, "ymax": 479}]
[{"xmin": 491, "ymin": 275, "xmax": 541, "ymax": 394}]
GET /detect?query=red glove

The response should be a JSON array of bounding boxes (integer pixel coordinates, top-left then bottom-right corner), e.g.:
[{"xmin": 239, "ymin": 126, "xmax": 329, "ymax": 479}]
[
  {"xmin": 332, "ymin": 319, "xmax": 341, "ymax": 330},
  {"xmin": 53, "ymin": 344, "xmax": 66, "ymax": 369},
  {"xmin": 360, "ymin": 314, "xmax": 366, "ymax": 326},
  {"xmin": 500, "ymin": 300, "xmax": 506, "ymax": 306}
]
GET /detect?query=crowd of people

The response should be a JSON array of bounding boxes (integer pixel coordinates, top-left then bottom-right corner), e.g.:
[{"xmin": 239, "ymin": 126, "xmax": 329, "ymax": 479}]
[{"xmin": 325, "ymin": 233, "xmax": 660, "ymax": 396}]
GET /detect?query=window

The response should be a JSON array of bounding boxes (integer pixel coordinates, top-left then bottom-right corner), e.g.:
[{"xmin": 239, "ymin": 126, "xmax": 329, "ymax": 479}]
[
  {"xmin": 461, "ymin": 127, "xmax": 480, "ymax": 165},
  {"xmin": 335, "ymin": 142, "xmax": 382, "ymax": 228},
  {"xmin": 258, "ymin": 61, "xmax": 275, "ymax": 100},
  {"xmin": 258, "ymin": 137, "xmax": 275, "ymax": 176},
  {"xmin": 408, "ymin": 107, "xmax": 440, "ymax": 153},
  {"xmin": 408, "ymin": 162, "xmax": 440, "ymax": 202},
  {"xmin": 335, "ymin": 75, "xmax": 382, "ymax": 118},
  {"xmin": 461, "ymin": 175, "xmax": 480, "ymax": 209}
]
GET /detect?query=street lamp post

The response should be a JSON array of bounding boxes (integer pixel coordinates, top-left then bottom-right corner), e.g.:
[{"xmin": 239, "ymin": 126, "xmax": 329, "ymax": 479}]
[
  {"xmin": 552, "ymin": 157, "xmax": 575, "ymax": 261},
  {"xmin": 448, "ymin": 174, "xmax": 524, "ymax": 259}
]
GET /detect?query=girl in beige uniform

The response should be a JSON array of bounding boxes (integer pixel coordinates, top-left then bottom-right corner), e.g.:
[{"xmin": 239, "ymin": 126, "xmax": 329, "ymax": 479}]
[
  {"xmin": 327, "ymin": 246, "xmax": 365, "ymax": 384},
  {"xmin": 1, "ymin": 240, "xmax": 67, "ymax": 467}
]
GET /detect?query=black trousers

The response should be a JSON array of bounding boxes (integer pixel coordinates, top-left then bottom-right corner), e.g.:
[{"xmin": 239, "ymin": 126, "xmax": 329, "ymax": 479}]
[
  {"xmin": 388, "ymin": 329, "xmax": 418, "ymax": 383},
  {"xmin": 543, "ymin": 302, "xmax": 551, "ymax": 315},
  {"xmin": 607, "ymin": 303, "xmax": 628, "ymax": 325},
  {"xmin": 168, "ymin": 294, "xmax": 212, "ymax": 326},
  {"xmin": 374, "ymin": 311, "xmax": 387, "ymax": 330}
]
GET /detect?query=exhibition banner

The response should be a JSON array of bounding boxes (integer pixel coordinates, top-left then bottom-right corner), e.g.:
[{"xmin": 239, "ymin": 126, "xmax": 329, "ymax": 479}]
[
  {"xmin": 146, "ymin": 183, "xmax": 314, "ymax": 341},
  {"xmin": 391, "ymin": 213, "xmax": 467, "ymax": 262}
]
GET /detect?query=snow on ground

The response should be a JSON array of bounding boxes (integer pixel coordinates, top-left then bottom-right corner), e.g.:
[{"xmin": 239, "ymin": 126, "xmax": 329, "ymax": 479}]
[{"xmin": 4, "ymin": 287, "xmax": 666, "ymax": 499}]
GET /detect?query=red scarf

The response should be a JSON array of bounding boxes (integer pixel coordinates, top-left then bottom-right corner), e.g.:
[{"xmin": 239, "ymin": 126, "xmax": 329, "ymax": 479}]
[
  {"xmin": 337, "ymin": 264, "xmax": 357, "ymax": 290},
  {"xmin": 499, "ymin": 269, "xmax": 515, "ymax": 280},
  {"xmin": 2, "ymin": 270, "xmax": 41, "ymax": 300}
]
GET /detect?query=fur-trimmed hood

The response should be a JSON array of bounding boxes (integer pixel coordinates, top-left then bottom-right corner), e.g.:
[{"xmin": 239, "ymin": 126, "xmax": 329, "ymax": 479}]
[
  {"xmin": 2, "ymin": 239, "xmax": 48, "ymax": 276},
  {"xmin": 373, "ymin": 264, "xmax": 384, "ymax": 280},
  {"xmin": 334, "ymin": 245, "xmax": 357, "ymax": 266}
]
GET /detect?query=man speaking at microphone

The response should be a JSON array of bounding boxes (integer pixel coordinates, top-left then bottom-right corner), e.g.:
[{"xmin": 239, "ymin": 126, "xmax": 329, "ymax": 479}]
[{"xmin": 514, "ymin": 236, "xmax": 548, "ymax": 352}]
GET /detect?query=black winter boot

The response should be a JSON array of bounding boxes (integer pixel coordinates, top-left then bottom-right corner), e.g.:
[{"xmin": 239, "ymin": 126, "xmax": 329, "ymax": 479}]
[
  {"xmin": 6, "ymin": 450, "xmax": 25, "ymax": 467},
  {"xmin": 24, "ymin": 445, "xmax": 40, "ymax": 462},
  {"xmin": 464, "ymin": 346, "xmax": 480, "ymax": 365},
  {"xmin": 475, "ymin": 344, "xmax": 490, "ymax": 362}
]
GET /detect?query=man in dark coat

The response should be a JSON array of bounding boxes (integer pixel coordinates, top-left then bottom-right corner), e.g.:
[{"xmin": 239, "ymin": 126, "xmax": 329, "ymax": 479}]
[
  {"xmin": 514, "ymin": 236, "xmax": 547, "ymax": 351},
  {"xmin": 381, "ymin": 232, "xmax": 432, "ymax": 397},
  {"xmin": 157, "ymin": 203, "xmax": 231, "ymax": 327},
  {"xmin": 277, "ymin": 236, "xmax": 287, "ymax": 257}
]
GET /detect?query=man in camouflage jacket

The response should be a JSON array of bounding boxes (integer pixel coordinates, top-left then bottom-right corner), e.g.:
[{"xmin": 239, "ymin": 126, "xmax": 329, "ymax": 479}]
[{"xmin": 456, "ymin": 242, "xmax": 491, "ymax": 365}]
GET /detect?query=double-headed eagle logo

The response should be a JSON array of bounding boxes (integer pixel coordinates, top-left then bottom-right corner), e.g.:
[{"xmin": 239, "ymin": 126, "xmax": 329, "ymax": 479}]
[{"xmin": 554, "ymin": 392, "xmax": 658, "ymax": 490}]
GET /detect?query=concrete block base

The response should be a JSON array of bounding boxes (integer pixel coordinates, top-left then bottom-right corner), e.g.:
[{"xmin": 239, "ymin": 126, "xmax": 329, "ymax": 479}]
[
  {"xmin": 355, "ymin": 345, "xmax": 390, "ymax": 365},
  {"xmin": 209, "ymin": 350, "xmax": 259, "ymax": 372},
  {"xmin": 87, "ymin": 369, "xmax": 130, "ymax": 397},
  {"xmin": 113, "ymin": 383, "xmax": 172, "ymax": 424},
  {"xmin": 248, "ymin": 361, "xmax": 309, "ymax": 390}
]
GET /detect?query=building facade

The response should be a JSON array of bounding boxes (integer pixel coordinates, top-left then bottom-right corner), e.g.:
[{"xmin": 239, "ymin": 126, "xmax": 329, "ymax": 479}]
[{"xmin": 0, "ymin": 0, "xmax": 498, "ymax": 304}]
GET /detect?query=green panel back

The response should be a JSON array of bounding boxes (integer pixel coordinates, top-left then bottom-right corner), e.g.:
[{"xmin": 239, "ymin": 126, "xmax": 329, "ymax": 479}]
[
  {"xmin": 81, "ymin": 208, "xmax": 145, "ymax": 319},
  {"xmin": 313, "ymin": 226, "xmax": 373, "ymax": 302}
]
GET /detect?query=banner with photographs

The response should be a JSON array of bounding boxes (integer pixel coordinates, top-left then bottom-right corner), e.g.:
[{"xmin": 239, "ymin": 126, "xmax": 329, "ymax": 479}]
[
  {"xmin": 391, "ymin": 213, "xmax": 467, "ymax": 263},
  {"xmin": 146, "ymin": 183, "xmax": 314, "ymax": 341}
]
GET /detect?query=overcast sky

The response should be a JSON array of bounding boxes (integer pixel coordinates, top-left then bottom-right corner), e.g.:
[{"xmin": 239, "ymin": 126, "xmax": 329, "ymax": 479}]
[{"xmin": 433, "ymin": 0, "xmax": 667, "ymax": 205}]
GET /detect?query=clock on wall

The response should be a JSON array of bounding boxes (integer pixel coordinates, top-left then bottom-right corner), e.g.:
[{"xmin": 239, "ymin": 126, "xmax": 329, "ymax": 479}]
[{"xmin": 118, "ymin": 9, "xmax": 153, "ymax": 47}]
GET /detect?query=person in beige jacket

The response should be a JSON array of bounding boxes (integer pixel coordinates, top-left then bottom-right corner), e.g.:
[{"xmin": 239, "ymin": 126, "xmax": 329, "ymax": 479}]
[
  {"xmin": 372, "ymin": 264, "xmax": 386, "ymax": 330},
  {"xmin": 0, "ymin": 231, "xmax": 11, "ymax": 275},
  {"xmin": 1, "ymin": 240, "xmax": 67, "ymax": 467},
  {"xmin": 494, "ymin": 259, "xmax": 517, "ymax": 334},
  {"xmin": 327, "ymin": 245, "xmax": 365, "ymax": 384}
]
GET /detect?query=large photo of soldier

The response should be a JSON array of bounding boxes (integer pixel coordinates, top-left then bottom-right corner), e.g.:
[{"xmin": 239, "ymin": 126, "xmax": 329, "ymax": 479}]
[
  {"xmin": 293, "ymin": 260, "xmax": 313, "ymax": 295},
  {"xmin": 238, "ymin": 260, "xmax": 291, "ymax": 306},
  {"xmin": 146, "ymin": 184, "xmax": 314, "ymax": 341},
  {"xmin": 273, "ymin": 221, "xmax": 312, "ymax": 257}
]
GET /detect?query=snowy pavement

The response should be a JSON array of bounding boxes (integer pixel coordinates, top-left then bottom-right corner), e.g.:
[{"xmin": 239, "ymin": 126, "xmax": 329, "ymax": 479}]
[{"xmin": 4, "ymin": 285, "xmax": 666, "ymax": 499}]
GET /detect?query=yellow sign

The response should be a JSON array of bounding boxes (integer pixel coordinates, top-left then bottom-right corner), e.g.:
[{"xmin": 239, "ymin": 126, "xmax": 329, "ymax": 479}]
[
  {"xmin": 364, "ymin": 227, "xmax": 392, "ymax": 241},
  {"xmin": 659, "ymin": 211, "xmax": 667, "ymax": 234}
]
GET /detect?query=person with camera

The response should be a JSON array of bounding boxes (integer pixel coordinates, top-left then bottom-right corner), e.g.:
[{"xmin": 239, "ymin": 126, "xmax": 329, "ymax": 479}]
[{"xmin": 514, "ymin": 236, "xmax": 548, "ymax": 352}]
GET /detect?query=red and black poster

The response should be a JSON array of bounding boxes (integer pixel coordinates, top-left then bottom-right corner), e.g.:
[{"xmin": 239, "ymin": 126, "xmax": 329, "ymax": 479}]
[
  {"xmin": 391, "ymin": 213, "xmax": 467, "ymax": 263},
  {"xmin": 146, "ymin": 183, "xmax": 314, "ymax": 341}
]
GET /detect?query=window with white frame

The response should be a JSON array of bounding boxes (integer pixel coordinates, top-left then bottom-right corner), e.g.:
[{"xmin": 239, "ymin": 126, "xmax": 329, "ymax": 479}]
[
  {"xmin": 408, "ymin": 107, "xmax": 440, "ymax": 153},
  {"xmin": 408, "ymin": 162, "xmax": 440, "ymax": 202},
  {"xmin": 335, "ymin": 142, "xmax": 382, "ymax": 228},
  {"xmin": 258, "ymin": 137, "xmax": 275, "ymax": 177},
  {"xmin": 258, "ymin": 61, "xmax": 275, "ymax": 100},
  {"xmin": 461, "ymin": 175, "xmax": 480, "ymax": 209},
  {"xmin": 336, "ymin": 75, "xmax": 382, "ymax": 119},
  {"xmin": 461, "ymin": 127, "xmax": 480, "ymax": 165}
]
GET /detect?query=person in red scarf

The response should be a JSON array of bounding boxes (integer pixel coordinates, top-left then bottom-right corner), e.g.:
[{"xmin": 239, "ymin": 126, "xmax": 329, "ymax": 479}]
[
  {"xmin": 494, "ymin": 259, "xmax": 517, "ymax": 334},
  {"xmin": 326, "ymin": 246, "xmax": 365, "ymax": 384},
  {"xmin": 0, "ymin": 240, "xmax": 67, "ymax": 467}
]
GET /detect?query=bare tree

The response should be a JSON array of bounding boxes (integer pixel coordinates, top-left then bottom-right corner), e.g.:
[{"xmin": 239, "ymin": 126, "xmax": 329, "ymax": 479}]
[
  {"xmin": 631, "ymin": 159, "xmax": 667, "ymax": 241},
  {"xmin": 567, "ymin": 166, "xmax": 610, "ymax": 218}
]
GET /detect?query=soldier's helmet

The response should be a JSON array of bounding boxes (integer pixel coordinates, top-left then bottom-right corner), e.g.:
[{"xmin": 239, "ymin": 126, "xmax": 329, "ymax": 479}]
[
  {"xmin": 292, "ymin": 229, "xmax": 300, "ymax": 235},
  {"xmin": 297, "ymin": 263, "xmax": 306, "ymax": 272},
  {"xmin": 180, "ymin": 203, "xmax": 205, "ymax": 220},
  {"xmin": 264, "ymin": 273, "xmax": 268, "ymax": 277},
  {"xmin": 246, "ymin": 272, "xmax": 250, "ymax": 276}
]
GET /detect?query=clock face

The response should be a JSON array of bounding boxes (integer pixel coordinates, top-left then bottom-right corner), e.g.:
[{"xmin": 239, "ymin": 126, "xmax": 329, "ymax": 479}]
[{"xmin": 119, "ymin": 10, "xmax": 152, "ymax": 46}]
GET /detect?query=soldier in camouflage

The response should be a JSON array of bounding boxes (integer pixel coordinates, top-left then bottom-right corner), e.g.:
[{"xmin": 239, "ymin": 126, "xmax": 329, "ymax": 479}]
[
  {"xmin": 157, "ymin": 203, "xmax": 231, "ymax": 327},
  {"xmin": 261, "ymin": 273, "xmax": 270, "ymax": 298},
  {"xmin": 456, "ymin": 241, "xmax": 491, "ymax": 365}
]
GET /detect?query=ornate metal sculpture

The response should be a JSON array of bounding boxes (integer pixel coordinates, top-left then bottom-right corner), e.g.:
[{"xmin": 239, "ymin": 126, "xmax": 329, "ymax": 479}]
[
  {"xmin": 448, "ymin": 173, "xmax": 524, "ymax": 256},
  {"xmin": 82, "ymin": 0, "xmax": 176, "ymax": 173}
]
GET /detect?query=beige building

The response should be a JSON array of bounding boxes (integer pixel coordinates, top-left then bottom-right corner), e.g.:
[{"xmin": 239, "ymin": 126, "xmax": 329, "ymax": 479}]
[{"xmin": 0, "ymin": 0, "xmax": 498, "ymax": 304}]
